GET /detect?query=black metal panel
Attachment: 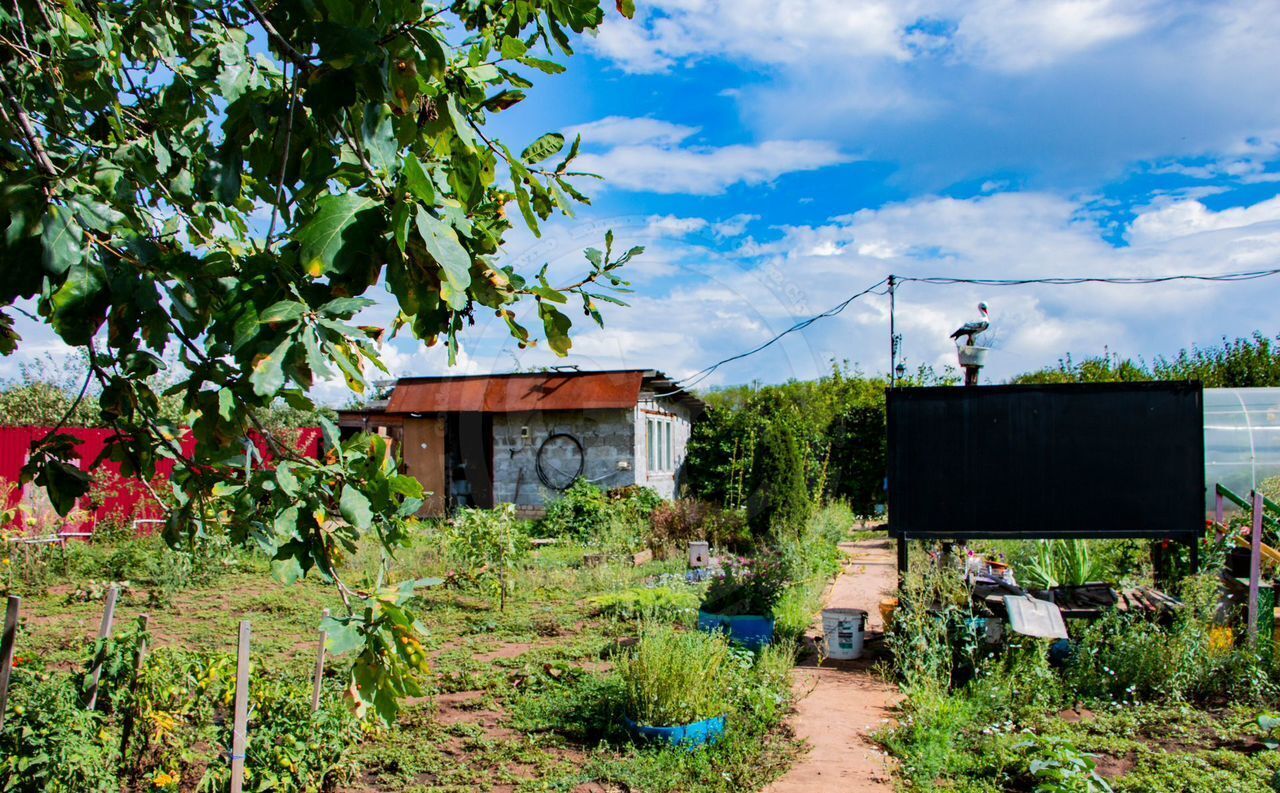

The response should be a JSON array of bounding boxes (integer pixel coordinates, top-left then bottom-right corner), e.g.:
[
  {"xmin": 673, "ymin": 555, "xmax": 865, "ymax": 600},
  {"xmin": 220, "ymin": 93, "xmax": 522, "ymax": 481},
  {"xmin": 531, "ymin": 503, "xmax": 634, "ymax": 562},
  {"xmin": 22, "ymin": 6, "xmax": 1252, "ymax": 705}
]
[{"xmin": 887, "ymin": 381, "xmax": 1204, "ymax": 540}]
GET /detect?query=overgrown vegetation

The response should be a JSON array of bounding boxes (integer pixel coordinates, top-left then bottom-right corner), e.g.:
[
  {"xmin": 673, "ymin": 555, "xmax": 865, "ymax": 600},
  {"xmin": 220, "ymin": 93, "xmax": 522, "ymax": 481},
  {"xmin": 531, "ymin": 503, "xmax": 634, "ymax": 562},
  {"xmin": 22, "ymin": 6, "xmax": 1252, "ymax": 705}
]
[
  {"xmin": 878, "ymin": 540, "xmax": 1280, "ymax": 791},
  {"xmin": 1, "ymin": 497, "xmax": 860, "ymax": 791}
]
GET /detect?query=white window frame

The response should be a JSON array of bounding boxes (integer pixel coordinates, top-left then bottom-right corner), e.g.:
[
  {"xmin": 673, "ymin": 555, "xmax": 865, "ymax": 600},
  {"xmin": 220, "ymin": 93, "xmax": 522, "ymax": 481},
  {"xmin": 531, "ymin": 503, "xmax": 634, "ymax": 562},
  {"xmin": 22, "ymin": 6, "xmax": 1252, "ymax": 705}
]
[{"xmin": 646, "ymin": 414, "xmax": 676, "ymax": 474}]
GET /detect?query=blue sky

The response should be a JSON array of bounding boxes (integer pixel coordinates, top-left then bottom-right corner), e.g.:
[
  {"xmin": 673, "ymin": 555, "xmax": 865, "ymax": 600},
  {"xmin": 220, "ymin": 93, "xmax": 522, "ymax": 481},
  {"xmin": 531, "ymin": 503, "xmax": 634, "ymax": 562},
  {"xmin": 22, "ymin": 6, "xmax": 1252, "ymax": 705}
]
[
  {"xmin": 9, "ymin": 1, "xmax": 1280, "ymax": 401},
  {"xmin": 412, "ymin": 0, "xmax": 1280, "ymax": 394}
]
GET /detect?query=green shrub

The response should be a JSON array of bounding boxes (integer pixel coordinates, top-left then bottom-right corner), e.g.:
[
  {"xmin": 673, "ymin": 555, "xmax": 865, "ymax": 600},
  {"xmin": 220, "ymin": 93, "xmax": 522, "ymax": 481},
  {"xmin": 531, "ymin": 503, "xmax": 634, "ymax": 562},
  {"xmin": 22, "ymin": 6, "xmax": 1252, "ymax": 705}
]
[
  {"xmin": 701, "ymin": 554, "xmax": 789, "ymax": 616},
  {"xmin": 0, "ymin": 668, "xmax": 119, "ymax": 792},
  {"xmin": 1019, "ymin": 540, "xmax": 1104, "ymax": 590},
  {"xmin": 608, "ymin": 485, "xmax": 664, "ymax": 518},
  {"xmin": 617, "ymin": 624, "xmax": 732, "ymax": 727},
  {"xmin": 201, "ymin": 675, "xmax": 361, "ymax": 792},
  {"xmin": 1016, "ymin": 734, "xmax": 1112, "ymax": 793},
  {"xmin": 1065, "ymin": 574, "xmax": 1276, "ymax": 706},
  {"xmin": 746, "ymin": 420, "xmax": 812, "ymax": 538},
  {"xmin": 651, "ymin": 499, "xmax": 752, "ymax": 552},
  {"xmin": 443, "ymin": 504, "xmax": 529, "ymax": 609},
  {"xmin": 589, "ymin": 586, "xmax": 701, "ymax": 622}
]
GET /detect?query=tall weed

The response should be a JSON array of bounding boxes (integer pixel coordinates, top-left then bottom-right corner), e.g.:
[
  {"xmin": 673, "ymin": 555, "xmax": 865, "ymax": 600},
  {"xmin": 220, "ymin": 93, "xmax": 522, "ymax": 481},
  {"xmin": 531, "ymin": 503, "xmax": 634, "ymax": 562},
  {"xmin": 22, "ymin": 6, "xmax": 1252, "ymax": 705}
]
[{"xmin": 617, "ymin": 623, "xmax": 732, "ymax": 727}]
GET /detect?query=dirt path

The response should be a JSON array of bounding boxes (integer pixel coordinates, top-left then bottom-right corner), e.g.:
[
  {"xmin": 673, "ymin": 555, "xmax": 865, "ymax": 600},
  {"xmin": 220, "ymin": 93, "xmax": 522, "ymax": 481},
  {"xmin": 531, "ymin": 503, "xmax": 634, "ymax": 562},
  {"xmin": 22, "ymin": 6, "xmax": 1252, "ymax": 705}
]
[{"xmin": 766, "ymin": 538, "xmax": 902, "ymax": 793}]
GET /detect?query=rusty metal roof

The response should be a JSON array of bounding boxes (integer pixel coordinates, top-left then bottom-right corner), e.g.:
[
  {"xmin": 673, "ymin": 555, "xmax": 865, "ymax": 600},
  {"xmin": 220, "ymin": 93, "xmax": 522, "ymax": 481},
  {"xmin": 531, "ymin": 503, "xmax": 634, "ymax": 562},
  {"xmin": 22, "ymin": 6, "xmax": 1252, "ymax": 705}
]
[{"xmin": 386, "ymin": 369, "xmax": 649, "ymax": 414}]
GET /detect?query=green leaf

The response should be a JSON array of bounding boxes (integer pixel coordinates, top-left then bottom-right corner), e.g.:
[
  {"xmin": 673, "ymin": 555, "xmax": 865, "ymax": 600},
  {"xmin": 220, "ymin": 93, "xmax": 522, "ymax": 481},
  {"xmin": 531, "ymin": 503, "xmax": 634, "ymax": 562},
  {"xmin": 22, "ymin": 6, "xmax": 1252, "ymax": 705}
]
[
  {"xmin": 340, "ymin": 483, "xmax": 373, "ymax": 530},
  {"xmin": 499, "ymin": 36, "xmax": 527, "ymax": 59},
  {"xmin": 297, "ymin": 193, "xmax": 380, "ymax": 277},
  {"xmin": 413, "ymin": 207, "xmax": 472, "ymax": 295},
  {"xmin": 319, "ymin": 297, "xmax": 375, "ymax": 318},
  {"xmin": 249, "ymin": 337, "xmax": 291, "ymax": 396},
  {"xmin": 539, "ymin": 302, "xmax": 573, "ymax": 356},
  {"xmin": 321, "ymin": 616, "xmax": 363, "ymax": 655},
  {"xmin": 276, "ymin": 463, "xmax": 300, "ymax": 497},
  {"xmin": 361, "ymin": 103, "xmax": 398, "ymax": 176},
  {"xmin": 40, "ymin": 206, "xmax": 84, "ymax": 276},
  {"xmin": 521, "ymin": 133, "xmax": 565, "ymax": 164},
  {"xmin": 532, "ymin": 285, "xmax": 566, "ymax": 303},
  {"xmin": 402, "ymin": 154, "xmax": 435, "ymax": 204},
  {"xmin": 482, "ymin": 90, "xmax": 525, "ymax": 112},
  {"xmin": 520, "ymin": 57, "xmax": 566, "ymax": 75},
  {"xmin": 217, "ymin": 38, "xmax": 251, "ymax": 101},
  {"xmin": 259, "ymin": 300, "xmax": 306, "ymax": 324}
]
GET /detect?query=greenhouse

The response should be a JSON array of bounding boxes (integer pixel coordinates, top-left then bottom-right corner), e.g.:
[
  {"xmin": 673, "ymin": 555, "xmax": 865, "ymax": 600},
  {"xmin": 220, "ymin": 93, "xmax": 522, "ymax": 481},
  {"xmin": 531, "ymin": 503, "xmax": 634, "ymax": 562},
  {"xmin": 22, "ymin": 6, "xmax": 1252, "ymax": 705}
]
[{"xmin": 1204, "ymin": 387, "xmax": 1280, "ymax": 510}]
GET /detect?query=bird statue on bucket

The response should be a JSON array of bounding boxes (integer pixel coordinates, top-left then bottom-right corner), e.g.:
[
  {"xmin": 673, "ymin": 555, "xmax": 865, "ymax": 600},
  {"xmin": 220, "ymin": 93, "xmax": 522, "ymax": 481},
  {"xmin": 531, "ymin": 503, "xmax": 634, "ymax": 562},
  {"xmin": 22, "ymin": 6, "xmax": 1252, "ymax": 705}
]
[{"xmin": 950, "ymin": 301, "xmax": 990, "ymax": 346}]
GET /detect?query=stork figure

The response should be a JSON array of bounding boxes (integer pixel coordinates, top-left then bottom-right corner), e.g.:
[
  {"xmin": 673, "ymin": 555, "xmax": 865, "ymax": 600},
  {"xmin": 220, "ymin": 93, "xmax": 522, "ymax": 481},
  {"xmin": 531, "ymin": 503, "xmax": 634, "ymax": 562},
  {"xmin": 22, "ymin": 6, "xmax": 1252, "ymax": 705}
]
[{"xmin": 949, "ymin": 301, "xmax": 990, "ymax": 346}]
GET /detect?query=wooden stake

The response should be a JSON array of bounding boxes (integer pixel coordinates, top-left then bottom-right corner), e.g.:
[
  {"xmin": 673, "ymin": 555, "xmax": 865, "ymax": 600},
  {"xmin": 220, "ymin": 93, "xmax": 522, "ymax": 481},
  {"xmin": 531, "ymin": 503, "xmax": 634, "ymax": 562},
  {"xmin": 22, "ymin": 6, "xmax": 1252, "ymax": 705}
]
[
  {"xmin": 310, "ymin": 609, "xmax": 329, "ymax": 713},
  {"xmin": 134, "ymin": 613, "xmax": 150, "ymax": 671},
  {"xmin": 229, "ymin": 620, "xmax": 251, "ymax": 793},
  {"xmin": 1248, "ymin": 491, "xmax": 1264, "ymax": 642},
  {"xmin": 0, "ymin": 596, "xmax": 20, "ymax": 730},
  {"xmin": 85, "ymin": 584, "xmax": 119, "ymax": 710},
  {"xmin": 119, "ymin": 613, "xmax": 150, "ymax": 759}
]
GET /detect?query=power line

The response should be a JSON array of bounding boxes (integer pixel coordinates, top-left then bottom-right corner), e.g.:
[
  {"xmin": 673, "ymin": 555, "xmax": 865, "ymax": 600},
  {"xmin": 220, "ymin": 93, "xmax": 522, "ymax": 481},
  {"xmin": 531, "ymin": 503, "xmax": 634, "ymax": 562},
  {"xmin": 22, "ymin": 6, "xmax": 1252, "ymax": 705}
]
[
  {"xmin": 899, "ymin": 268, "xmax": 1280, "ymax": 286},
  {"xmin": 654, "ymin": 265, "xmax": 1280, "ymax": 398},
  {"xmin": 653, "ymin": 277, "xmax": 889, "ymax": 397}
]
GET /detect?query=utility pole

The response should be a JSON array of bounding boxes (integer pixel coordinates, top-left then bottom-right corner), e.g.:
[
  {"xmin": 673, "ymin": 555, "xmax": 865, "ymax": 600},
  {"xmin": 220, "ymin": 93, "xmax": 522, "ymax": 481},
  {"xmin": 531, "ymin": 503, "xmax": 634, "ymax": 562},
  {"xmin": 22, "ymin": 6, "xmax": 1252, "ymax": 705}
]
[{"xmin": 888, "ymin": 275, "xmax": 897, "ymax": 388}]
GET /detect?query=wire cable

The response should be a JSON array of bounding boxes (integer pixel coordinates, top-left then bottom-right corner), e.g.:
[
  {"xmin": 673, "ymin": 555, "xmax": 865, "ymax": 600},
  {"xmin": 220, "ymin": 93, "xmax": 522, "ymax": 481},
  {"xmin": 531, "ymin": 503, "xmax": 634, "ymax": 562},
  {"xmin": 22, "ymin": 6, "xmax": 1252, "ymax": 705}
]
[
  {"xmin": 653, "ymin": 265, "xmax": 1280, "ymax": 398},
  {"xmin": 653, "ymin": 277, "xmax": 889, "ymax": 397},
  {"xmin": 899, "ymin": 268, "xmax": 1280, "ymax": 286}
]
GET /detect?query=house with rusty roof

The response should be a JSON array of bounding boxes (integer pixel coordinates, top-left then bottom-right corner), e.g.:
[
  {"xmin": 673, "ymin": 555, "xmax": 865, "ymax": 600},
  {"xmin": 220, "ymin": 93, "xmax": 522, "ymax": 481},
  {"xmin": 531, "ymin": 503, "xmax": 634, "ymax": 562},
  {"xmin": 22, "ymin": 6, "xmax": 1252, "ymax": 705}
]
[{"xmin": 337, "ymin": 369, "xmax": 704, "ymax": 517}]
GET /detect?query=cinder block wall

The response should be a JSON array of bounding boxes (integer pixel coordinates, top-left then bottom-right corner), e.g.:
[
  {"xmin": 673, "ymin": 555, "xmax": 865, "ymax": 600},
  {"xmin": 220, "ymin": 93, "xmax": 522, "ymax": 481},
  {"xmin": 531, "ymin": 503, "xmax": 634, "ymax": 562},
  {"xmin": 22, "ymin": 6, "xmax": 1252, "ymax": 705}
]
[{"xmin": 491, "ymin": 409, "xmax": 637, "ymax": 507}]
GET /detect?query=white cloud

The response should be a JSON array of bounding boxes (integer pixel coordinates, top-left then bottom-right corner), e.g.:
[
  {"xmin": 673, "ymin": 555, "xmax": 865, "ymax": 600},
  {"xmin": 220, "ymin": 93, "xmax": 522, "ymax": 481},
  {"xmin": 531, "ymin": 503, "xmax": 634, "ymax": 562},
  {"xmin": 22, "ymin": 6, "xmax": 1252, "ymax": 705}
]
[
  {"xmin": 643, "ymin": 214, "xmax": 709, "ymax": 236},
  {"xmin": 711, "ymin": 214, "xmax": 759, "ymax": 238},
  {"xmin": 583, "ymin": 1, "xmax": 1280, "ymax": 185},
  {"xmin": 590, "ymin": 0, "xmax": 911, "ymax": 74},
  {"xmin": 1127, "ymin": 194, "xmax": 1280, "ymax": 245},
  {"xmin": 573, "ymin": 134, "xmax": 852, "ymax": 195},
  {"xmin": 566, "ymin": 115, "xmax": 698, "ymax": 147},
  {"xmin": 951, "ymin": 0, "xmax": 1155, "ymax": 72},
  {"xmin": 463, "ymin": 188, "xmax": 1280, "ymax": 386},
  {"xmin": 588, "ymin": 0, "xmax": 1159, "ymax": 75}
]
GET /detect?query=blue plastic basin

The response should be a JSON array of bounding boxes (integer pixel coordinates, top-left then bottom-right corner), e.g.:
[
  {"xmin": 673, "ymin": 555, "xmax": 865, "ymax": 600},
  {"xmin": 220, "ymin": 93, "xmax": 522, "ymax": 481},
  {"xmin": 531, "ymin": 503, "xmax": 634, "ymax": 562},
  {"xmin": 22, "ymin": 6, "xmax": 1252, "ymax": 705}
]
[
  {"xmin": 623, "ymin": 714, "xmax": 726, "ymax": 748},
  {"xmin": 697, "ymin": 611, "xmax": 775, "ymax": 649}
]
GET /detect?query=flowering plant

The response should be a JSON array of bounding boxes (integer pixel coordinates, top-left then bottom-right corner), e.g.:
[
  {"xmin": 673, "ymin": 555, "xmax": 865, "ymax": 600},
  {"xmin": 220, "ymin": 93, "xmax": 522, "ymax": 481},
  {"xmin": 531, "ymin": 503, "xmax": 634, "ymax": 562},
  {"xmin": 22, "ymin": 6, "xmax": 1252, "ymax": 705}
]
[{"xmin": 700, "ymin": 554, "xmax": 789, "ymax": 616}]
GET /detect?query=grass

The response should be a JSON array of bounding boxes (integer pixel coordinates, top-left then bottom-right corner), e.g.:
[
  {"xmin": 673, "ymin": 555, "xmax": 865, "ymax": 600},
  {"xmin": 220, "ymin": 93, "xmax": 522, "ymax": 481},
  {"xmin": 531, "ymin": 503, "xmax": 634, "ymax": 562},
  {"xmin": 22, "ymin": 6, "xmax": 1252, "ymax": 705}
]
[{"xmin": 4, "ymin": 521, "xmax": 809, "ymax": 792}]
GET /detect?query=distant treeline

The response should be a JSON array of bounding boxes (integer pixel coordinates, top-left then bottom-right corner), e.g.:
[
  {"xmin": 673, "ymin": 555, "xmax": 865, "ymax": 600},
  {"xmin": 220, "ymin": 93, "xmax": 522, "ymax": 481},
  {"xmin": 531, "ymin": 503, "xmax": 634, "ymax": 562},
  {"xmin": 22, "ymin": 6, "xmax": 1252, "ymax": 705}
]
[{"xmin": 685, "ymin": 333, "xmax": 1280, "ymax": 519}]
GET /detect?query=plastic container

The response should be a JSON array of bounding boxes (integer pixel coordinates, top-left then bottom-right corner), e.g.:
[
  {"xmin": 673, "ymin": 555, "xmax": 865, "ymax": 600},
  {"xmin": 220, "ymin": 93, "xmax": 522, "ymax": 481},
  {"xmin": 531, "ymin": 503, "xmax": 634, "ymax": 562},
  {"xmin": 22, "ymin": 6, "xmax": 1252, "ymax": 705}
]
[
  {"xmin": 821, "ymin": 608, "xmax": 867, "ymax": 660},
  {"xmin": 623, "ymin": 715, "xmax": 725, "ymax": 748},
  {"xmin": 956, "ymin": 345, "xmax": 989, "ymax": 368},
  {"xmin": 688, "ymin": 541, "xmax": 710, "ymax": 568},
  {"xmin": 697, "ymin": 611, "xmax": 774, "ymax": 649}
]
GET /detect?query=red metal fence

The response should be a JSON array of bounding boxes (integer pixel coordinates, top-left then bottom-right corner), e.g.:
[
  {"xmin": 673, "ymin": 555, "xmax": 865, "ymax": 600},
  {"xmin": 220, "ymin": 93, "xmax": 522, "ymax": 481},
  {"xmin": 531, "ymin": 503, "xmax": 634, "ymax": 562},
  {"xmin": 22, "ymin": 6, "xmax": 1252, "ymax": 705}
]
[{"xmin": 0, "ymin": 426, "xmax": 321, "ymax": 537}]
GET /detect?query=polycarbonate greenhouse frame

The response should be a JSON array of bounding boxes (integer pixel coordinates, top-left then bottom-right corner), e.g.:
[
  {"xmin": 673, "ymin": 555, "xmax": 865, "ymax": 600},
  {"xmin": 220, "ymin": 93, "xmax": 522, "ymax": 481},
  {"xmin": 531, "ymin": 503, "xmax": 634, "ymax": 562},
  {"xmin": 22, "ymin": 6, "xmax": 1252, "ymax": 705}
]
[{"xmin": 1204, "ymin": 388, "xmax": 1280, "ymax": 511}]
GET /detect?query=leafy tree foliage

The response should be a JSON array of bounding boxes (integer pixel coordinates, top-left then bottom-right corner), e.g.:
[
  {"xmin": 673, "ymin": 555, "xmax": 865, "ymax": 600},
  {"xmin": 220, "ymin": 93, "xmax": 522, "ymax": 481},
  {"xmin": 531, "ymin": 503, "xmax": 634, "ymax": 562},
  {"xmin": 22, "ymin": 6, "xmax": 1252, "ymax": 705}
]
[
  {"xmin": 686, "ymin": 363, "xmax": 954, "ymax": 520},
  {"xmin": 0, "ymin": 0, "xmax": 636, "ymax": 720},
  {"xmin": 1012, "ymin": 333, "xmax": 1280, "ymax": 387}
]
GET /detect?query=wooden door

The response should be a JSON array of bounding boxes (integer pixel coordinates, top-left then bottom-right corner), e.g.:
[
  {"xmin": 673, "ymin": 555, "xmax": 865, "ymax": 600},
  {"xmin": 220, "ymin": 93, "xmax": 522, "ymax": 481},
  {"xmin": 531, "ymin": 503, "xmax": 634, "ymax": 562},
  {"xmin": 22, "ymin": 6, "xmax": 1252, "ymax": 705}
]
[{"xmin": 402, "ymin": 417, "xmax": 446, "ymax": 517}]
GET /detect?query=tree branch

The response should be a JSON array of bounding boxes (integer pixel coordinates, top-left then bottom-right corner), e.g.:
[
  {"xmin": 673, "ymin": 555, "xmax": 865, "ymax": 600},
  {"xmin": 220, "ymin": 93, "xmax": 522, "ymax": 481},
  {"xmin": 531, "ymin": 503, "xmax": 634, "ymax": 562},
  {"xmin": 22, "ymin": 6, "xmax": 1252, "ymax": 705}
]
[
  {"xmin": 0, "ymin": 67, "xmax": 57, "ymax": 178},
  {"xmin": 244, "ymin": 0, "xmax": 315, "ymax": 72}
]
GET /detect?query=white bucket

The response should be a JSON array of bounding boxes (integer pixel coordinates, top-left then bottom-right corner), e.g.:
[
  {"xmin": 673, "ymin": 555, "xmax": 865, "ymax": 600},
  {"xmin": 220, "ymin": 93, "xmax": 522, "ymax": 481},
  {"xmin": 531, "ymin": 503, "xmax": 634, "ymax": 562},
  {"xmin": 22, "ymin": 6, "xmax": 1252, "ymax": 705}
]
[
  {"xmin": 822, "ymin": 608, "xmax": 867, "ymax": 660},
  {"xmin": 688, "ymin": 541, "xmax": 710, "ymax": 568}
]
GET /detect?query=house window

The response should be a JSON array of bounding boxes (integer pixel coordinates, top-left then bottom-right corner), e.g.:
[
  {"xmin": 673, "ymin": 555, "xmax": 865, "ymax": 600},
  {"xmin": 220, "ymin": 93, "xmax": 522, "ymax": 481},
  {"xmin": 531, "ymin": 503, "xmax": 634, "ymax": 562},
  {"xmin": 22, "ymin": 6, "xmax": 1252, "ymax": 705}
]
[{"xmin": 646, "ymin": 416, "xmax": 676, "ymax": 473}]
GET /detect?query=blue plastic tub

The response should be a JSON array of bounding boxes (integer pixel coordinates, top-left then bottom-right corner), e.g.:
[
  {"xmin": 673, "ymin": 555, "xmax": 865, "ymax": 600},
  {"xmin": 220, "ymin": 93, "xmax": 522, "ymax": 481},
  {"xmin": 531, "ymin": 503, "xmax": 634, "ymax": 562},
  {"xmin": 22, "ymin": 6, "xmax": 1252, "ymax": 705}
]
[
  {"xmin": 623, "ymin": 715, "xmax": 726, "ymax": 748},
  {"xmin": 697, "ymin": 611, "xmax": 775, "ymax": 649}
]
